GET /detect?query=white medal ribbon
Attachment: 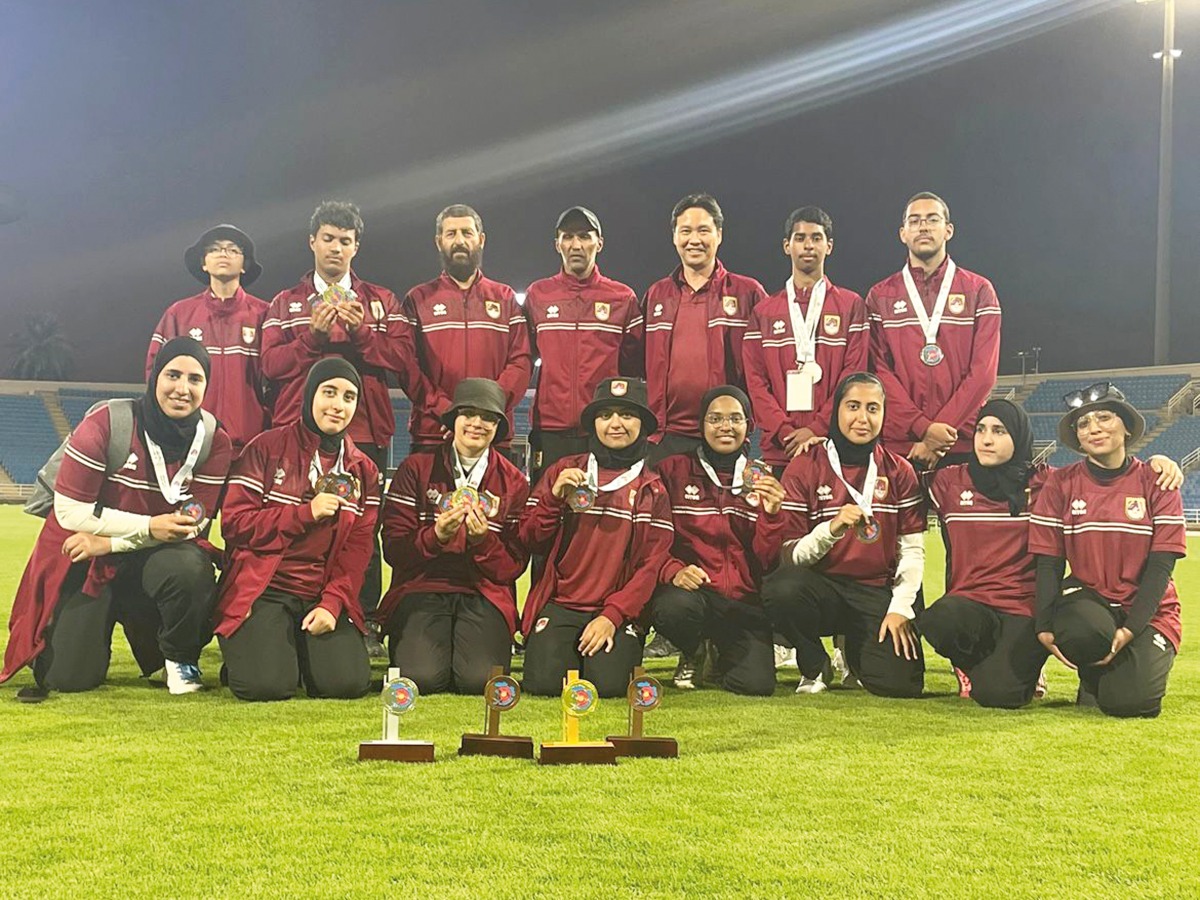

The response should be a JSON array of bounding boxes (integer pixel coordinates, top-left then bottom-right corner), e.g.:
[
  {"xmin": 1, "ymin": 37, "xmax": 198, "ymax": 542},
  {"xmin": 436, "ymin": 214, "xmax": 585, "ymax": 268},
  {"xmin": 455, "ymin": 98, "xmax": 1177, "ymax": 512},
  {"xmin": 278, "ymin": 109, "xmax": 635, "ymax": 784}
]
[
  {"xmin": 824, "ymin": 441, "xmax": 878, "ymax": 520},
  {"xmin": 452, "ymin": 449, "xmax": 489, "ymax": 490},
  {"xmin": 785, "ymin": 276, "xmax": 827, "ymax": 368},
  {"xmin": 144, "ymin": 419, "xmax": 206, "ymax": 505},
  {"xmin": 901, "ymin": 258, "xmax": 957, "ymax": 347},
  {"xmin": 308, "ymin": 441, "xmax": 349, "ymax": 489},
  {"xmin": 695, "ymin": 449, "xmax": 749, "ymax": 495},
  {"xmin": 585, "ymin": 455, "xmax": 644, "ymax": 493}
]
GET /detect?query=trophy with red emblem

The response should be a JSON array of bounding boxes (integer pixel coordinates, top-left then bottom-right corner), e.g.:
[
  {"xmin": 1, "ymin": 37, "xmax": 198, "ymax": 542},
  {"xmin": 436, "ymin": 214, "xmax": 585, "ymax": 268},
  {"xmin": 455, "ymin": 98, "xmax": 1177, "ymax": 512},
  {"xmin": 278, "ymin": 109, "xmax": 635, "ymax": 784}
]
[
  {"xmin": 538, "ymin": 670, "xmax": 616, "ymax": 765},
  {"xmin": 358, "ymin": 667, "xmax": 435, "ymax": 762},
  {"xmin": 459, "ymin": 666, "xmax": 534, "ymax": 759},
  {"xmin": 607, "ymin": 666, "xmax": 678, "ymax": 758}
]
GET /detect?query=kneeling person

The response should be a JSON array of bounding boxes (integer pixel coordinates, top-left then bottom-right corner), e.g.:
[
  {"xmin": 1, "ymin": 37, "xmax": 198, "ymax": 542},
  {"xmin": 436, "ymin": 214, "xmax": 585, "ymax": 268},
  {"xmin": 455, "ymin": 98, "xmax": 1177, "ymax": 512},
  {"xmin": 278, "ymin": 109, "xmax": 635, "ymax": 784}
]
[
  {"xmin": 377, "ymin": 378, "xmax": 529, "ymax": 695},
  {"xmin": 651, "ymin": 386, "xmax": 786, "ymax": 696},
  {"xmin": 214, "ymin": 359, "xmax": 379, "ymax": 701},
  {"xmin": 520, "ymin": 378, "xmax": 673, "ymax": 697}
]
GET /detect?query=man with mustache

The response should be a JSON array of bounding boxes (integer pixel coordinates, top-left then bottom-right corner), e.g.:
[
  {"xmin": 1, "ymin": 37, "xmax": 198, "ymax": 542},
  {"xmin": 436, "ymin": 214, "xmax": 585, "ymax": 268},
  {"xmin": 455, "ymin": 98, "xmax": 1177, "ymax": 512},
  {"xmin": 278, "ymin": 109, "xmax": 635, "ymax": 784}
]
[{"xmin": 401, "ymin": 204, "xmax": 532, "ymax": 464}]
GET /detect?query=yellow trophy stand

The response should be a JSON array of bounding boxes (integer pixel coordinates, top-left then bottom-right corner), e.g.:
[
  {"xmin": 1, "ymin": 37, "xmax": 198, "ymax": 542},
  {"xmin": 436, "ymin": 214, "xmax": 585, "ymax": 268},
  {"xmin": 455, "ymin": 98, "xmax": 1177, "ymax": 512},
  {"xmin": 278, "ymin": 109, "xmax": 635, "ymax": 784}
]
[{"xmin": 538, "ymin": 670, "xmax": 616, "ymax": 765}]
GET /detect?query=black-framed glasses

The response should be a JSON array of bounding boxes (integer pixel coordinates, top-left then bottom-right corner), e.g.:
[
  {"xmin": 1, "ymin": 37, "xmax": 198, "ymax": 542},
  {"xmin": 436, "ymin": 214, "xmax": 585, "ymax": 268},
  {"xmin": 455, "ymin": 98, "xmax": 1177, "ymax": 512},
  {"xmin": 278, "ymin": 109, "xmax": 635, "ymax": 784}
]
[
  {"xmin": 205, "ymin": 244, "xmax": 244, "ymax": 257},
  {"xmin": 705, "ymin": 413, "xmax": 747, "ymax": 426},
  {"xmin": 1062, "ymin": 382, "xmax": 1126, "ymax": 410}
]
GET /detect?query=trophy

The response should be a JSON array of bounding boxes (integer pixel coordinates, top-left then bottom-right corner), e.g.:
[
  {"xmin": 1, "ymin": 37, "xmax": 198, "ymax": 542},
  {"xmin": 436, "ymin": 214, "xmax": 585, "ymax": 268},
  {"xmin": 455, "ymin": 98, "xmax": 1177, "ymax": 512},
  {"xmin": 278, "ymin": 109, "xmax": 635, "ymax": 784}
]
[
  {"xmin": 607, "ymin": 666, "xmax": 679, "ymax": 758},
  {"xmin": 459, "ymin": 666, "xmax": 534, "ymax": 759},
  {"xmin": 538, "ymin": 670, "xmax": 616, "ymax": 765},
  {"xmin": 357, "ymin": 668, "xmax": 435, "ymax": 762}
]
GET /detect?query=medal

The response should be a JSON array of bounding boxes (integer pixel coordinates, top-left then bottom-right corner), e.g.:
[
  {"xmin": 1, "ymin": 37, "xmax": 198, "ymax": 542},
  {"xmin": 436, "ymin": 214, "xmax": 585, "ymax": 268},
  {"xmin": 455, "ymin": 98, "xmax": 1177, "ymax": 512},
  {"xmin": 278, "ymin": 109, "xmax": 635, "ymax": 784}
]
[
  {"xmin": 785, "ymin": 276, "xmax": 828, "ymax": 385},
  {"xmin": 319, "ymin": 283, "xmax": 352, "ymax": 306},
  {"xmin": 480, "ymin": 489, "xmax": 501, "ymax": 518},
  {"xmin": 920, "ymin": 343, "xmax": 944, "ymax": 367},
  {"xmin": 451, "ymin": 485, "xmax": 481, "ymax": 508},
  {"xmin": 567, "ymin": 484, "xmax": 596, "ymax": 512},
  {"xmin": 484, "ymin": 674, "xmax": 521, "ymax": 712},
  {"xmin": 741, "ymin": 459, "xmax": 772, "ymax": 507},
  {"xmin": 315, "ymin": 472, "xmax": 360, "ymax": 500},
  {"xmin": 855, "ymin": 519, "xmax": 881, "ymax": 544},
  {"xmin": 902, "ymin": 259, "xmax": 958, "ymax": 369},
  {"xmin": 800, "ymin": 360, "xmax": 823, "ymax": 382},
  {"xmin": 178, "ymin": 499, "xmax": 205, "ymax": 521}
]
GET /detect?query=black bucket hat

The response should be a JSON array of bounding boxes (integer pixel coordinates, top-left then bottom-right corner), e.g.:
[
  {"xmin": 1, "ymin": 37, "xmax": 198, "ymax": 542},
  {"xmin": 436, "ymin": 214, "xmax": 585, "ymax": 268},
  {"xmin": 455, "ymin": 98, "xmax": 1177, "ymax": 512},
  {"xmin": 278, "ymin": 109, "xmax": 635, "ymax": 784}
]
[
  {"xmin": 440, "ymin": 377, "xmax": 510, "ymax": 442},
  {"xmin": 1057, "ymin": 382, "xmax": 1145, "ymax": 453},
  {"xmin": 184, "ymin": 224, "xmax": 262, "ymax": 286},
  {"xmin": 581, "ymin": 377, "xmax": 658, "ymax": 435}
]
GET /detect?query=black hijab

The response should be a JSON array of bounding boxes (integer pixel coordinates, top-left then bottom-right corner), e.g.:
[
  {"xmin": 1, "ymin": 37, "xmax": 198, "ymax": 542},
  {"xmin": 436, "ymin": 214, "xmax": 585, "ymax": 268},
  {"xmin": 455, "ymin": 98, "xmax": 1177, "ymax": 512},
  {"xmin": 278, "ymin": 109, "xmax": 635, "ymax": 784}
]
[
  {"xmin": 588, "ymin": 404, "xmax": 649, "ymax": 470},
  {"xmin": 827, "ymin": 372, "xmax": 884, "ymax": 467},
  {"xmin": 302, "ymin": 358, "xmax": 362, "ymax": 453},
  {"xmin": 968, "ymin": 399, "xmax": 1034, "ymax": 515},
  {"xmin": 699, "ymin": 384, "xmax": 752, "ymax": 472},
  {"xmin": 142, "ymin": 337, "xmax": 211, "ymax": 463}
]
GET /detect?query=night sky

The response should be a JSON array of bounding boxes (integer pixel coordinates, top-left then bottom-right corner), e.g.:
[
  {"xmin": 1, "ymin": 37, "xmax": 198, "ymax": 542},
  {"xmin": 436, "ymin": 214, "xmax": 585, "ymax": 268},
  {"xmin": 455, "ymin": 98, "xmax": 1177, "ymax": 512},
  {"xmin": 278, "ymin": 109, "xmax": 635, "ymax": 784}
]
[{"xmin": 2, "ymin": 0, "xmax": 1197, "ymax": 382}]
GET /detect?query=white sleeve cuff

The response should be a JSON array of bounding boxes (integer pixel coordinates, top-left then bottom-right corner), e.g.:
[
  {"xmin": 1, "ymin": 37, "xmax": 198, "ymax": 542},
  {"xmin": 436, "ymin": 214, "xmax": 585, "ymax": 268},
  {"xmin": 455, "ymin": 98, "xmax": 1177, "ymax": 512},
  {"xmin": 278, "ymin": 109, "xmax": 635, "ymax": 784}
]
[
  {"xmin": 888, "ymin": 532, "xmax": 926, "ymax": 619},
  {"xmin": 785, "ymin": 520, "xmax": 843, "ymax": 567}
]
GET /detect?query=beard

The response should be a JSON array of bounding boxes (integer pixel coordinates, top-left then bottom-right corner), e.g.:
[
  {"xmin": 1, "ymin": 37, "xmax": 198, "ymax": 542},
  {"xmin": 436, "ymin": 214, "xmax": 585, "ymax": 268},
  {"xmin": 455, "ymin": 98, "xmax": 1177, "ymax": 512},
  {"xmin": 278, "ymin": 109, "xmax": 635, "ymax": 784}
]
[{"xmin": 441, "ymin": 245, "xmax": 483, "ymax": 282}]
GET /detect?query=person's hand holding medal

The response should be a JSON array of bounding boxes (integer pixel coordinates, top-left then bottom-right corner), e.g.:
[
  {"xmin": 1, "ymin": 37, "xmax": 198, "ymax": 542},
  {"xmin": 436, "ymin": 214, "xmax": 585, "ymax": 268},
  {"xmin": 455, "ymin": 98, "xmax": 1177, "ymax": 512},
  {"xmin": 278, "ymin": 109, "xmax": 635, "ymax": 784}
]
[
  {"xmin": 309, "ymin": 472, "xmax": 361, "ymax": 521},
  {"xmin": 829, "ymin": 503, "xmax": 869, "ymax": 539},
  {"xmin": 740, "ymin": 460, "xmax": 785, "ymax": 514},
  {"xmin": 551, "ymin": 466, "xmax": 595, "ymax": 512}
]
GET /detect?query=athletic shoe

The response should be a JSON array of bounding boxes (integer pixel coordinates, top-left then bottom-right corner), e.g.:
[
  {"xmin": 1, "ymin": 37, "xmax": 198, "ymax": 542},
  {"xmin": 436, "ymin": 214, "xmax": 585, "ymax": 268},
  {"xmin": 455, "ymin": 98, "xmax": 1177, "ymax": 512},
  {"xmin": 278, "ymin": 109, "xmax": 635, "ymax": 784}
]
[
  {"xmin": 774, "ymin": 644, "xmax": 797, "ymax": 669},
  {"xmin": 953, "ymin": 666, "xmax": 972, "ymax": 698},
  {"xmin": 1034, "ymin": 666, "xmax": 1048, "ymax": 699},
  {"xmin": 673, "ymin": 653, "xmax": 698, "ymax": 690},
  {"xmin": 164, "ymin": 660, "xmax": 204, "ymax": 695},
  {"xmin": 364, "ymin": 627, "xmax": 387, "ymax": 660},
  {"xmin": 645, "ymin": 631, "xmax": 678, "ymax": 659},
  {"xmin": 831, "ymin": 646, "xmax": 849, "ymax": 681},
  {"xmin": 794, "ymin": 673, "xmax": 828, "ymax": 694}
]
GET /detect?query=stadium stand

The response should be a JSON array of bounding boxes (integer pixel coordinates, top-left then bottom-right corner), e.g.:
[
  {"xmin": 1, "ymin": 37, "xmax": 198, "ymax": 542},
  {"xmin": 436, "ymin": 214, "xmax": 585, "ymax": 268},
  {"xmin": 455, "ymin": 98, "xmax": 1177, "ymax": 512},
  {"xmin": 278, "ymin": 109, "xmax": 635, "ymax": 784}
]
[
  {"xmin": 58, "ymin": 386, "xmax": 141, "ymax": 428},
  {"xmin": 1023, "ymin": 374, "xmax": 1189, "ymax": 413},
  {"xmin": 0, "ymin": 395, "xmax": 65, "ymax": 483}
]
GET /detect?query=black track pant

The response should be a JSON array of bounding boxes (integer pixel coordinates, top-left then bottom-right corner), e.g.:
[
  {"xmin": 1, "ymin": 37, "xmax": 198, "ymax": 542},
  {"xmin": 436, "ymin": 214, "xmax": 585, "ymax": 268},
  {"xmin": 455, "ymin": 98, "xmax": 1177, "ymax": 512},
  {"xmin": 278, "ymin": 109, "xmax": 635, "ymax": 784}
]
[
  {"xmin": 218, "ymin": 587, "xmax": 370, "ymax": 701},
  {"xmin": 357, "ymin": 442, "xmax": 387, "ymax": 616},
  {"xmin": 385, "ymin": 591, "xmax": 513, "ymax": 695},
  {"xmin": 762, "ymin": 566, "xmax": 924, "ymax": 698},
  {"xmin": 522, "ymin": 601, "xmax": 644, "ymax": 698},
  {"xmin": 35, "ymin": 541, "xmax": 215, "ymax": 693},
  {"xmin": 919, "ymin": 595, "xmax": 1048, "ymax": 709},
  {"xmin": 1051, "ymin": 589, "xmax": 1176, "ymax": 718},
  {"xmin": 650, "ymin": 585, "xmax": 775, "ymax": 696}
]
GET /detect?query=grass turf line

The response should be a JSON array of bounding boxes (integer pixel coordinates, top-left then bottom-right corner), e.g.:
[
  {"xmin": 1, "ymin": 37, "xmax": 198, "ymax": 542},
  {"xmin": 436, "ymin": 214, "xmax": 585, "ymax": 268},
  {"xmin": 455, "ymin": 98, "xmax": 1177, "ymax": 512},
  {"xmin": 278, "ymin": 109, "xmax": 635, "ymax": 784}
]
[{"xmin": 0, "ymin": 508, "xmax": 1197, "ymax": 898}]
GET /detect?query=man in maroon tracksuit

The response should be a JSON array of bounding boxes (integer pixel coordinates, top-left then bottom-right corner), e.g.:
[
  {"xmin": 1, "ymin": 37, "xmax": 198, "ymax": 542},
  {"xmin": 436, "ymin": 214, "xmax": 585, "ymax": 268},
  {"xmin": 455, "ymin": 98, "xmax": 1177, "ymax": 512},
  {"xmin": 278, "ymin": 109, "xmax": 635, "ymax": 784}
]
[
  {"xmin": 744, "ymin": 207, "xmax": 869, "ymax": 474},
  {"xmin": 261, "ymin": 201, "xmax": 408, "ymax": 629},
  {"xmin": 866, "ymin": 192, "xmax": 1000, "ymax": 468},
  {"xmin": 147, "ymin": 224, "xmax": 268, "ymax": 451},
  {"xmin": 525, "ymin": 206, "xmax": 643, "ymax": 480},
  {"xmin": 401, "ymin": 204, "xmax": 532, "ymax": 463},
  {"xmin": 643, "ymin": 193, "xmax": 767, "ymax": 464}
]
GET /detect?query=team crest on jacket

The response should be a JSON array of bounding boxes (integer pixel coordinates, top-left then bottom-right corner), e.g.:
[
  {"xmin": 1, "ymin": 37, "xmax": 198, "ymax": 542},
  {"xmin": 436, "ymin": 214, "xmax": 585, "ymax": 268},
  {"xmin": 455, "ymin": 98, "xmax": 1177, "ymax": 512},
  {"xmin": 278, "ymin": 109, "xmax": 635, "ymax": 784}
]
[
  {"xmin": 772, "ymin": 320, "xmax": 786, "ymax": 334},
  {"xmin": 274, "ymin": 467, "xmax": 286, "ymax": 485},
  {"xmin": 242, "ymin": 325, "xmax": 256, "ymax": 344},
  {"xmin": 1125, "ymin": 496, "xmax": 1147, "ymax": 521},
  {"xmin": 485, "ymin": 300, "xmax": 501, "ymax": 319},
  {"xmin": 873, "ymin": 477, "xmax": 889, "ymax": 501},
  {"xmin": 547, "ymin": 305, "xmax": 560, "ymax": 319},
  {"xmin": 189, "ymin": 327, "xmax": 203, "ymax": 341},
  {"xmin": 535, "ymin": 616, "xmax": 549, "ymax": 634},
  {"xmin": 823, "ymin": 314, "xmax": 841, "ymax": 335},
  {"xmin": 684, "ymin": 484, "xmax": 700, "ymax": 501},
  {"xmin": 594, "ymin": 302, "xmax": 610, "ymax": 322},
  {"xmin": 947, "ymin": 294, "xmax": 966, "ymax": 315},
  {"xmin": 611, "ymin": 380, "xmax": 628, "ymax": 396},
  {"xmin": 433, "ymin": 303, "xmax": 447, "ymax": 316},
  {"xmin": 722, "ymin": 296, "xmax": 738, "ymax": 316}
]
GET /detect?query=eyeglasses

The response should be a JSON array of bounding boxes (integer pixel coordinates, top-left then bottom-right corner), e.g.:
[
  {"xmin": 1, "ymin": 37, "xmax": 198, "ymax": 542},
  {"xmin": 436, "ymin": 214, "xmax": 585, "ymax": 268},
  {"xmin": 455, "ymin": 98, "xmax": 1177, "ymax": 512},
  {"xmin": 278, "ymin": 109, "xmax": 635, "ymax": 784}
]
[
  {"xmin": 1074, "ymin": 410, "xmax": 1121, "ymax": 432},
  {"xmin": 904, "ymin": 215, "xmax": 945, "ymax": 228},
  {"xmin": 205, "ymin": 244, "xmax": 244, "ymax": 257},
  {"xmin": 704, "ymin": 413, "xmax": 747, "ymax": 426},
  {"xmin": 1062, "ymin": 382, "xmax": 1125, "ymax": 409},
  {"xmin": 458, "ymin": 407, "xmax": 501, "ymax": 425}
]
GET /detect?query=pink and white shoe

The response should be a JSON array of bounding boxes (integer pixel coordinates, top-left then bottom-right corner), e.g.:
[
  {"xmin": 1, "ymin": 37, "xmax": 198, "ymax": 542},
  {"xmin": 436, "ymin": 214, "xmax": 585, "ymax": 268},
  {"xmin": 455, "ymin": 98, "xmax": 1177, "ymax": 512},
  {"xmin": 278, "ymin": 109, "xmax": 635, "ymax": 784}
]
[{"xmin": 953, "ymin": 666, "xmax": 972, "ymax": 698}]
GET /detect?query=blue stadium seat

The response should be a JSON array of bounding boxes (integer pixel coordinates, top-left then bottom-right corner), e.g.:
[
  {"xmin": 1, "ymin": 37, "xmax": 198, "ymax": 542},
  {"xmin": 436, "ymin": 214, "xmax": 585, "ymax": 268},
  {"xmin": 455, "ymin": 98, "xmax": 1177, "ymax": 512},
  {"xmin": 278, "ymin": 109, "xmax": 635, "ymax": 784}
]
[
  {"xmin": 1024, "ymin": 375, "xmax": 1188, "ymax": 414},
  {"xmin": 0, "ymin": 395, "xmax": 64, "ymax": 483}
]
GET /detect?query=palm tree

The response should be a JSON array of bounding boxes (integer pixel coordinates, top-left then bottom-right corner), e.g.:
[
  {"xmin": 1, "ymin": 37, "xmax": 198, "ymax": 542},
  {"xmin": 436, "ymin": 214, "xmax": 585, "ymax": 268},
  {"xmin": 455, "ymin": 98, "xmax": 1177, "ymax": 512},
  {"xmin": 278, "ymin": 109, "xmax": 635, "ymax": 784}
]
[{"xmin": 7, "ymin": 313, "xmax": 75, "ymax": 381}]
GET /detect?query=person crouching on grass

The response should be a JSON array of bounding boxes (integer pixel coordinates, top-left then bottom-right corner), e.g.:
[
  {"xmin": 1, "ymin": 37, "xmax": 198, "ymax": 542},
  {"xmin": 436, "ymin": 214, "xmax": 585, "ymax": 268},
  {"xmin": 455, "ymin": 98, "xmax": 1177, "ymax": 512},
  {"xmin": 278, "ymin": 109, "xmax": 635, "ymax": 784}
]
[
  {"xmin": 1029, "ymin": 383, "xmax": 1186, "ymax": 718},
  {"xmin": 2, "ymin": 338, "xmax": 232, "ymax": 697},
  {"xmin": 213, "ymin": 359, "xmax": 379, "ymax": 701},
  {"xmin": 650, "ymin": 385, "xmax": 786, "ymax": 695},
  {"xmin": 519, "ymin": 377, "xmax": 673, "ymax": 698},
  {"xmin": 762, "ymin": 372, "xmax": 926, "ymax": 697},
  {"xmin": 376, "ymin": 378, "xmax": 529, "ymax": 694}
]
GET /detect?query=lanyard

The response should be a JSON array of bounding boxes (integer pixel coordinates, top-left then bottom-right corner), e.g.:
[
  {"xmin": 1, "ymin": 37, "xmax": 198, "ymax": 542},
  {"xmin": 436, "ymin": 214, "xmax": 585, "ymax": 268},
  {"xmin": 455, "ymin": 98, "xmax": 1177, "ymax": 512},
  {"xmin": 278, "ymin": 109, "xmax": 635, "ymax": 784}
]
[
  {"xmin": 785, "ymin": 276, "xmax": 827, "ymax": 366},
  {"xmin": 453, "ymin": 449, "xmax": 489, "ymax": 490},
  {"xmin": 900, "ymin": 258, "xmax": 957, "ymax": 346},
  {"xmin": 144, "ymin": 421, "xmax": 206, "ymax": 505},
  {"xmin": 824, "ymin": 441, "xmax": 879, "ymax": 519},
  {"xmin": 695, "ymin": 449, "xmax": 749, "ymax": 495},
  {"xmin": 585, "ymin": 455, "xmax": 644, "ymax": 493},
  {"xmin": 308, "ymin": 441, "xmax": 348, "ymax": 488}
]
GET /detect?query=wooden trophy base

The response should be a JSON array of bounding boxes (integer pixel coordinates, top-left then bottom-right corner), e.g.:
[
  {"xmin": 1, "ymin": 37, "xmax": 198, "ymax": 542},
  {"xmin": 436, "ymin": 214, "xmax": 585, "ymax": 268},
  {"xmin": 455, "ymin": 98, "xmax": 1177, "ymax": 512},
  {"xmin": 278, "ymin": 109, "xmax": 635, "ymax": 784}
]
[
  {"xmin": 538, "ymin": 740, "xmax": 617, "ymax": 765},
  {"xmin": 459, "ymin": 733, "xmax": 535, "ymax": 759},
  {"xmin": 358, "ymin": 740, "xmax": 435, "ymax": 763},
  {"xmin": 606, "ymin": 735, "xmax": 679, "ymax": 758}
]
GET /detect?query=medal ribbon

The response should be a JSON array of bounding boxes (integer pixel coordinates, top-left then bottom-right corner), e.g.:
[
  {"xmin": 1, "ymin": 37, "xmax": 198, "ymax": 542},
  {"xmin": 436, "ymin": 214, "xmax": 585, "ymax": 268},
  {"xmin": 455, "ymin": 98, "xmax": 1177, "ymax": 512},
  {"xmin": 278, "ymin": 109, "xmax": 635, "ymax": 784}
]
[
  {"xmin": 308, "ymin": 441, "xmax": 348, "ymax": 489},
  {"xmin": 144, "ymin": 420, "xmax": 206, "ymax": 505},
  {"xmin": 585, "ymin": 455, "xmax": 644, "ymax": 493},
  {"xmin": 695, "ymin": 449, "xmax": 749, "ymax": 495},
  {"xmin": 785, "ymin": 276, "xmax": 827, "ymax": 368},
  {"xmin": 823, "ymin": 441, "xmax": 879, "ymax": 520},
  {"xmin": 900, "ymin": 258, "xmax": 957, "ymax": 347},
  {"xmin": 453, "ymin": 449, "xmax": 489, "ymax": 490}
]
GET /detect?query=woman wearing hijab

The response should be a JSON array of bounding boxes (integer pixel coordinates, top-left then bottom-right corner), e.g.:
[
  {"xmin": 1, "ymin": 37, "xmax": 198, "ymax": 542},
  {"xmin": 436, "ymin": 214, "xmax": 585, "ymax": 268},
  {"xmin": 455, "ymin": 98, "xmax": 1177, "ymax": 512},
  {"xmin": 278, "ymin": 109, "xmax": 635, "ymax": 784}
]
[
  {"xmin": 213, "ymin": 358, "xmax": 379, "ymax": 701},
  {"xmin": 762, "ymin": 372, "xmax": 926, "ymax": 698},
  {"xmin": 519, "ymin": 377, "xmax": 674, "ymax": 698},
  {"xmin": 1029, "ymin": 383, "xmax": 1187, "ymax": 718},
  {"xmin": 650, "ymin": 386, "xmax": 786, "ymax": 695},
  {"xmin": 2, "ymin": 338, "xmax": 233, "ymax": 696},
  {"xmin": 377, "ymin": 378, "xmax": 530, "ymax": 695}
]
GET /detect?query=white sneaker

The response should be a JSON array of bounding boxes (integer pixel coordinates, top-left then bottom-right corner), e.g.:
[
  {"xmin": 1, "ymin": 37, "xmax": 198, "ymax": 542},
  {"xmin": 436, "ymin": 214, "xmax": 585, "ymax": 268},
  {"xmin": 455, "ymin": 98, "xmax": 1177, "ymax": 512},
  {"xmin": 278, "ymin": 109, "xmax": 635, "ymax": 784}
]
[
  {"xmin": 832, "ymin": 647, "xmax": 861, "ymax": 688},
  {"xmin": 164, "ymin": 660, "xmax": 204, "ymax": 695},
  {"xmin": 1034, "ymin": 666, "xmax": 1048, "ymax": 699},
  {"xmin": 794, "ymin": 673, "xmax": 828, "ymax": 694},
  {"xmin": 773, "ymin": 644, "xmax": 797, "ymax": 669}
]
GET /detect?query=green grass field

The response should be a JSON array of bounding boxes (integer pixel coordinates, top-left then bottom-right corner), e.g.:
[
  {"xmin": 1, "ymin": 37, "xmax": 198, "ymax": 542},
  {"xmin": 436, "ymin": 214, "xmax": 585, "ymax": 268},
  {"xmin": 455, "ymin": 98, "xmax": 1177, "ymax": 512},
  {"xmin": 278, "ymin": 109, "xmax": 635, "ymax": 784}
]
[{"xmin": 1, "ymin": 506, "xmax": 1197, "ymax": 899}]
